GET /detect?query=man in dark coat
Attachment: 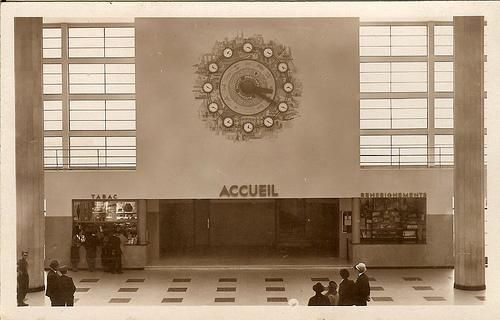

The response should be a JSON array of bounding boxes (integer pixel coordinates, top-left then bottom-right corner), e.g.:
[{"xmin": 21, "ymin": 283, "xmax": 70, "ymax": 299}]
[
  {"xmin": 58, "ymin": 266, "xmax": 76, "ymax": 306},
  {"xmin": 46, "ymin": 260, "xmax": 62, "ymax": 306},
  {"xmin": 338, "ymin": 268, "xmax": 356, "ymax": 306},
  {"xmin": 17, "ymin": 251, "xmax": 29, "ymax": 306},
  {"xmin": 307, "ymin": 282, "xmax": 330, "ymax": 306},
  {"xmin": 354, "ymin": 262, "xmax": 371, "ymax": 306},
  {"xmin": 110, "ymin": 231, "xmax": 123, "ymax": 274},
  {"xmin": 83, "ymin": 230, "xmax": 97, "ymax": 272}
]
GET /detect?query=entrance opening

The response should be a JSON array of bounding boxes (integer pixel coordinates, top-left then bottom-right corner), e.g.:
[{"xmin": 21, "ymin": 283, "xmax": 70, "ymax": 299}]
[{"xmin": 156, "ymin": 198, "xmax": 342, "ymax": 265}]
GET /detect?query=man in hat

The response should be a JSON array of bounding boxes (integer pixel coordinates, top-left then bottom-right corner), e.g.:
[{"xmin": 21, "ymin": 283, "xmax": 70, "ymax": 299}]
[
  {"xmin": 17, "ymin": 251, "xmax": 29, "ymax": 306},
  {"xmin": 307, "ymin": 282, "xmax": 330, "ymax": 306},
  {"xmin": 45, "ymin": 259, "xmax": 62, "ymax": 306},
  {"xmin": 58, "ymin": 266, "xmax": 76, "ymax": 306},
  {"xmin": 354, "ymin": 262, "xmax": 371, "ymax": 306}
]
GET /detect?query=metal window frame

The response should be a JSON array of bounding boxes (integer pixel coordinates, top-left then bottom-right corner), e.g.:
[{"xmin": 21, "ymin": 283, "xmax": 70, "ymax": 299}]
[
  {"xmin": 360, "ymin": 21, "xmax": 455, "ymax": 168},
  {"xmin": 42, "ymin": 23, "xmax": 136, "ymax": 170}
]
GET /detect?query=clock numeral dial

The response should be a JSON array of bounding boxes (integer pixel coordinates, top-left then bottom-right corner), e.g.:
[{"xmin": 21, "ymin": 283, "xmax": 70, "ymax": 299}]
[
  {"xmin": 243, "ymin": 42, "xmax": 253, "ymax": 53},
  {"xmin": 223, "ymin": 48, "xmax": 233, "ymax": 58},
  {"xmin": 223, "ymin": 117, "xmax": 234, "ymax": 128},
  {"xmin": 263, "ymin": 47, "xmax": 273, "ymax": 58},
  {"xmin": 263, "ymin": 117, "xmax": 274, "ymax": 128},
  {"xmin": 243, "ymin": 122, "xmax": 255, "ymax": 133},
  {"xmin": 208, "ymin": 63, "xmax": 219, "ymax": 73},
  {"xmin": 208, "ymin": 102, "xmax": 219, "ymax": 113},
  {"xmin": 278, "ymin": 102, "xmax": 289, "ymax": 113},
  {"xmin": 278, "ymin": 62, "xmax": 288, "ymax": 73},
  {"xmin": 283, "ymin": 82, "xmax": 294, "ymax": 93},
  {"xmin": 202, "ymin": 82, "xmax": 213, "ymax": 93}
]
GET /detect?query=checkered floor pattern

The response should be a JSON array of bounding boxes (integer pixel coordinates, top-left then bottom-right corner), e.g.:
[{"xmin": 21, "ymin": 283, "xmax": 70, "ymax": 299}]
[{"xmin": 22, "ymin": 268, "xmax": 487, "ymax": 306}]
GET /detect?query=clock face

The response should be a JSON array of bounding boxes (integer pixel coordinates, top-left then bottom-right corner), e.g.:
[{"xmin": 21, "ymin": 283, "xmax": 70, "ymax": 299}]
[{"xmin": 195, "ymin": 34, "xmax": 301, "ymax": 141}]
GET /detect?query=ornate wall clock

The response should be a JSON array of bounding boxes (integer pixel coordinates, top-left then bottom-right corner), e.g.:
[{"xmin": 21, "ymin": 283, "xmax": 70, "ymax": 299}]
[{"xmin": 195, "ymin": 34, "xmax": 301, "ymax": 141}]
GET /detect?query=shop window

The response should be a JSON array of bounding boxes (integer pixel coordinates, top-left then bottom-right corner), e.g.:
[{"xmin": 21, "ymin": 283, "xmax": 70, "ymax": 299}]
[
  {"xmin": 72, "ymin": 199, "xmax": 139, "ymax": 245},
  {"xmin": 360, "ymin": 197, "xmax": 426, "ymax": 244}
]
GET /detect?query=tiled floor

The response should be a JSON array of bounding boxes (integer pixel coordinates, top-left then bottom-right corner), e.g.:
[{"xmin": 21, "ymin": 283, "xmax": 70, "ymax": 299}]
[{"xmin": 23, "ymin": 268, "xmax": 487, "ymax": 306}]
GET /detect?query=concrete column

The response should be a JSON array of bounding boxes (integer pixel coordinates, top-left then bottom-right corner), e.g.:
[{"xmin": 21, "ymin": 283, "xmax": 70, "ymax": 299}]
[
  {"xmin": 15, "ymin": 17, "xmax": 45, "ymax": 291},
  {"xmin": 453, "ymin": 16, "xmax": 485, "ymax": 290}
]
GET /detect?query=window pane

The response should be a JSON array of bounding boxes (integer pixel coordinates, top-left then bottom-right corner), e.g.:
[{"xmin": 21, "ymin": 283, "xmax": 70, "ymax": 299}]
[
  {"xmin": 360, "ymin": 135, "xmax": 391, "ymax": 165},
  {"xmin": 106, "ymin": 137, "xmax": 136, "ymax": 167},
  {"xmin": 70, "ymin": 136, "xmax": 106, "ymax": 167},
  {"xmin": 44, "ymin": 101, "xmax": 63, "ymax": 131},
  {"xmin": 44, "ymin": 136, "xmax": 63, "ymax": 168},
  {"xmin": 434, "ymin": 135, "xmax": 454, "ymax": 166}
]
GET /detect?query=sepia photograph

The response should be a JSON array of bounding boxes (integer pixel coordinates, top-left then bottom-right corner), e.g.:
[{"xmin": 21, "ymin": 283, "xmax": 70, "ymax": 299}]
[{"xmin": 1, "ymin": 1, "xmax": 499, "ymax": 319}]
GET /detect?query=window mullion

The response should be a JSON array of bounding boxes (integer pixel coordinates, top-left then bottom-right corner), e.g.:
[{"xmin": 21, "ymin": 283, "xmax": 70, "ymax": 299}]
[
  {"xmin": 61, "ymin": 23, "xmax": 70, "ymax": 169},
  {"xmin": 428, "ymin": 22, "xmax": 436, "ymax": 167}
]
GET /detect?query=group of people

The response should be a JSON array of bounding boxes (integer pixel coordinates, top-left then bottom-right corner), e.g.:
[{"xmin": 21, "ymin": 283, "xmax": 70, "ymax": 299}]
[
  {"xmin": 71, "ymin": 227, "xmax": 126, "ymax": 274},
  {"xmin": 45, "ymin": 260, "xmax": 77, "ymax": 306},
  {"xmin": 308, "ymin": 262, "xmax": 370, "ymax": 306}
]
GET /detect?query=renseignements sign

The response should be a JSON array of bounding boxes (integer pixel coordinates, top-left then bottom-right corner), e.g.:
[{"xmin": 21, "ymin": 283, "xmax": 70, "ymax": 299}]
[{"xmin": 360, "ymin": 192, "xmax": 427, "ymax": 198}]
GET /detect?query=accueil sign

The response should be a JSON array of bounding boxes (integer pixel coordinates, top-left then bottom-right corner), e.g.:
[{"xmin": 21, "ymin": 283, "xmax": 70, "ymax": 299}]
[{"xmin": 219, "ymin": 184, "xmax": 279, "ymax": 198}]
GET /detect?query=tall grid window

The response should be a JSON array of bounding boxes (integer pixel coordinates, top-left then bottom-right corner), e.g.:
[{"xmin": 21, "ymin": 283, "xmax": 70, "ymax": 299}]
[
  {"xmin": 43, "ymin": 23, "xmax": 136, "ymax": 169},
  {"xmin": 360, "ymin": 22, "xmax": 454, "ymax": 167}
]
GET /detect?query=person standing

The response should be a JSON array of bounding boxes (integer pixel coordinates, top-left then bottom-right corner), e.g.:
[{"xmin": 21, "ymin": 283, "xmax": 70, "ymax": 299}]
[
  {"xmin": 110, "ymin": 230, "xmax": 123, "ymax": 274},
  {"xmin": 338, "ymin": 268, "xmax": 356, "ymax": 306},
  {"xmin": 354, "ymin": 262, "xmax": 371, "ymax": 306},
  {"xmin": 101, "ymin": 233, "xmax": 112, "ymax": 272},
  {"xmin": 325, "ymin": 281, "xmax": 339, "ymax": 306},
  {"xmin": 307, "ymin": 282, "xmax": 330, "ymax": 306},
  {"xmin": 17, "ymin": 251, "xmax": 29, "ymax": 306},
  {"xmin": 70, "ymin": 229, "xmax": 82, "ymax": 271},
  {"xmin": 46, "ymin": 260, "xmax": 62, "ymax": 306},
  {"xmin": 58, "ymin": 266, "xmax": 76, "ymax": 306},
  {"xmin": 83, "ymin": 229, "xmax": 97, "ymax": 272}
]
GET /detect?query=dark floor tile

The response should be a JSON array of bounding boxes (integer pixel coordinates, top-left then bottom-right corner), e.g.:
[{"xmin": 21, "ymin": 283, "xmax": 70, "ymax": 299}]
[
  {"xmin": 265, "ymin": 278, "xmax": 284, "ymax": 282},
  {"xmin": 476, "ymin": 296, "xmax": 486, "ymax": 301},
  {"xmin": 266, "ymin": 287, "xmax": 285, "ymax": 292},
  {"xmin": 370, "ymin": 286, "xmax": 384, "ymax": 291},
  {"xmin": 424, "ymin": 296, "xmax": 446, "ymax": 301},
  {"xmin": 173, "ymin": 278, "xmax": 191, "ymax": 283},
  {"xmin": 403, "ymin": 277, "xmax": 422, "ymax": 281},
  {"xmin": 80, "ymin": 279, "xmax": 99, "ymax": 283},
  {"xmin": 109, "ymin": 298, "xmax": 131, "ymax": 303},
  {"xmin": 267, "ymin": 297, "xmax": 288, "ymax": 303},
  {"xmin": 168, "ymin": 287, "xmax": 188, "ymax": 292},
  {"xmin": 162, "ymin": 298, "xmax": 183, "ymax": 303},
  {"xmin": 214, "ymin": 297, "xmax": 235, "ymax": 303},
  {"xmin": 126, "ymin": 279, "xmax": 145, "ymax": 283},
  {"xmin": 371, "ymin": 297, "xmax": 393, "ymax": 302},
  {"xmin": 311, "ymin": 277, "xmax": 329, "ymax": 282},
  {"xmin": 217, "ymin": 287, "xmax": 236, "ymax": 292},
  {"xmin": 75, "ymin": 288, "xmax": 90, "ymax": 292},
  {"xmin": 118, "ymin": 288, "xmax": 139, "ymax": 292},
  {"xmin": 413, "ymin": 286, "xmax": 433, "ymax": 291},
  {"xmin": 219, "ymin": 278, "xmax": 237, "ymax": 282}
]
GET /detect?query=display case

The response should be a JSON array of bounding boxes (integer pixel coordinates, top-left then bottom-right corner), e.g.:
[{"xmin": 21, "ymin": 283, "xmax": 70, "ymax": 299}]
[
  {"xmin": 360, "ymin": 197, "xmax": 426, "ymax": 244},
  {"xmin": 73, "ymin": 199, "xmax": 139, "ymax": 244}
]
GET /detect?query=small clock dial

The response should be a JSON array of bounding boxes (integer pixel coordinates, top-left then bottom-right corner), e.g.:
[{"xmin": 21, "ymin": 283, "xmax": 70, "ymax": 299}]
[
  {"xmin": 263, "ymin": 117, "xmax": 274, "ymax": 128},
  {"xmin": 278, "ymin": 102, "xmax": 289, "ymax": 112},
  {"xmin": 243, "ymin": 122, "xmax": 254, "ymax": 133},
  {"xmin": 223, "ymin": 117, "xmax": 234, "ymax": 128},
  {"xmin": 223, "ymin": 48, "xmax": 233, "ymax": 58},
  {"xmin": 263, "ymin": 47, "xmax": 273, "ymax": 58},
  {"xmin": 283, "ymin": 82, "xmax": 294, "ymax": 93},
  {"xmin": 278, "ymin": 62, "xmax": 288, "ymax": 73},
  {"xmin": 243, "ymin": 42, "xmax": 253, "ymax": 53},
  {"xmin": 202, "ymin": 82, "xmax": 213, "ymax": 93},
  {"xmin": 208, "ymin": 102, "xmax": 219, "ymax": 113},
  {"xmin": 208, "ymin": 63, "xmax": 219, "ymax": 73}
]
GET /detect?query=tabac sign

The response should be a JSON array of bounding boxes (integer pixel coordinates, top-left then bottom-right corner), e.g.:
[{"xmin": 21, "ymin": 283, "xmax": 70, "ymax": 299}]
[{"xmin": 219, "ymin": 184, "xmax": 279, "ymax": 198}]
